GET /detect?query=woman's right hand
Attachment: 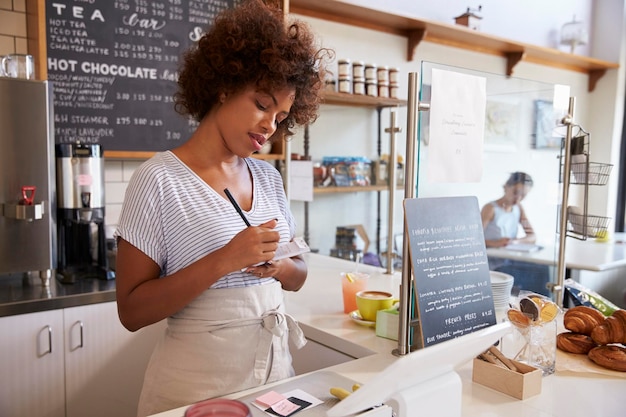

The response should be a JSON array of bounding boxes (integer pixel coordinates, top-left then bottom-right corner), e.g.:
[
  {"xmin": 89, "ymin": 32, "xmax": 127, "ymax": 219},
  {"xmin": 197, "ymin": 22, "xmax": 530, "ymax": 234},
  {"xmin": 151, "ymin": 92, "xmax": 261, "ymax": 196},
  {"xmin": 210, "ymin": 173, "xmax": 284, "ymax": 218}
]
[{"xmin": 226, "ymin": 219, "xmax": 280, "ymax": 269}]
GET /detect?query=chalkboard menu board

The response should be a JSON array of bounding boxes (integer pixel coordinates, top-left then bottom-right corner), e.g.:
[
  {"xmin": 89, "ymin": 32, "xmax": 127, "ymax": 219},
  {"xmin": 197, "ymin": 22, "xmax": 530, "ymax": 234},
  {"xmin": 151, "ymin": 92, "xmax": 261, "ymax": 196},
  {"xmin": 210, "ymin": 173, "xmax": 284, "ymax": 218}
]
[
  {"xmin": 404, "ymin": 196, "xmax": 496, "ymax": 348},
  {"xmin": 46, "ymin": 0, "xmax": 238, "ymax": 154}
]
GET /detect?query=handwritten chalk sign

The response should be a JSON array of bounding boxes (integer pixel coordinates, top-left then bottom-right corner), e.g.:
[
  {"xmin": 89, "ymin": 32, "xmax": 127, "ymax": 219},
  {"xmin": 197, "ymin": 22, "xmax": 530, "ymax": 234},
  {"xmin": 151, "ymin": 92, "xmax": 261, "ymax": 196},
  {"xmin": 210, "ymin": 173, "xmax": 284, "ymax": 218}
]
[
  {"xmin": 404, "ymin": 196, "xmax": 496, "ymax": 348},
  {"xmin": 45, "ymin": 0, "xmax": 237, "ymax": 153}
]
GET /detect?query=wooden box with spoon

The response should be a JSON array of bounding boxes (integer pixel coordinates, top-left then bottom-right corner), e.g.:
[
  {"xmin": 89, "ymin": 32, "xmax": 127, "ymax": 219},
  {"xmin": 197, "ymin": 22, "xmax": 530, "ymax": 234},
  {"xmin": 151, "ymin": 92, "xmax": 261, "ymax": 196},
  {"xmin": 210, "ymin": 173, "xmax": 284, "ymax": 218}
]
[{"xmin": 472, "ymin": 345, "xmax": 542, "ymax": 400}]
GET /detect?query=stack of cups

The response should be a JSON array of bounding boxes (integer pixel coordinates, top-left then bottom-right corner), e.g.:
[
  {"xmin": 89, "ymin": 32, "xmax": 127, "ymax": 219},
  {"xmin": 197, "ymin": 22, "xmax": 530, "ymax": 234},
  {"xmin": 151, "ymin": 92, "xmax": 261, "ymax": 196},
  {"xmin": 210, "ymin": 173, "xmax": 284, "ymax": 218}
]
[
  {"xmin": 338, "ymin": 58, "xmax": 352, "ymax": 94},
  {"xmin": 365, "ymin": 63, "xmax": 377, "ymax": 97}
]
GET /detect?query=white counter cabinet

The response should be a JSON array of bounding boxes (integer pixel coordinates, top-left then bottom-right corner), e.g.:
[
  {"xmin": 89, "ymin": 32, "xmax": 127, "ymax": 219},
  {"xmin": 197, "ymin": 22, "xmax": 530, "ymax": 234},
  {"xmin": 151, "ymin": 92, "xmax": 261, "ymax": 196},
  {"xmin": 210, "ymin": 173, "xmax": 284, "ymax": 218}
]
[
  {"xmin": 0, "ymin": 308, "xmax": 65, "ymax": 417},
  {"xmin": 0, "ymin": 301, "xmax": 166, "ymax": 417}
]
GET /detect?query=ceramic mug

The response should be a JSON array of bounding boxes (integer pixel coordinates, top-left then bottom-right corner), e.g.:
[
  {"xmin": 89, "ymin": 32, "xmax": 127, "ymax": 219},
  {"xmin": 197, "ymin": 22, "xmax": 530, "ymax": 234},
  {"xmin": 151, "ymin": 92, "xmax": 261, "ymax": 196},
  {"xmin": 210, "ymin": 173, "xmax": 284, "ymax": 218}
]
[
  {"xmin": 356, "ymin": 290, "xmax": 398, "ymax": 322},
  {"xmin": 1, "ymin": 54, "xmax": 34, "ymax": 79}
]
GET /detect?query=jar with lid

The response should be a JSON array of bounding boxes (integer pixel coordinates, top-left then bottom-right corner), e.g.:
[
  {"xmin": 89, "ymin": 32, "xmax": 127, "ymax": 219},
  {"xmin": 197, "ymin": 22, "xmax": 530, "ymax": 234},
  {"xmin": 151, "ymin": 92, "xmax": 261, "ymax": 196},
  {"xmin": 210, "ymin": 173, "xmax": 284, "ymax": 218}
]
[
  {"xmin": 353, "ymin": 76, "xmax": 365, "ymax": 95},
  {"xmin": 325, "ymin": 78, "xmax": 337, "ymax": 92},
  {"xmin": 364, "ymin": 63, "xmax": 377, "ymax": 81},
  {"xmin": 338, "ymin": 59, "xmax": 351, "ymax": 78},
  {"xmin": 378, "ymin": 82, "xmax": 389, "ymax": 98},
  {"xmin": 377, "ymin": 66, "xmax": 389, "ymax": 84},
  {"xmin": 352, "ymin": 61, "xmax": 364, "ymax": 79},
  {"xmin": 389, "ymin": 67, "xmax": 399, "ymax": 84},
  {"xmin": 338, "ymin": 76, "xmax": 352, "ymax": 94},
  {"xmin": 389, "ymin": 82, "xmax": 399, "ymax": 99},
  {"xmin": 366, "ymin": 81, "xmax": 377, "ymax": 97}
]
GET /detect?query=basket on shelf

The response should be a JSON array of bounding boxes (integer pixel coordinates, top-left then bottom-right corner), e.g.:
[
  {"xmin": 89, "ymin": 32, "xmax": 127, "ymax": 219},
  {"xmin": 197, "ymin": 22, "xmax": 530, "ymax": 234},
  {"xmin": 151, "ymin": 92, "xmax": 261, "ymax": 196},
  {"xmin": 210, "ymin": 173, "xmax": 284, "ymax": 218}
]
[
  {"xmin": 567, "ymin": 161, "xmax": 613, "ymax": 185},
  {"xmin": 567, "ymin": 212, "xmax": 610, "ymax": 238}
]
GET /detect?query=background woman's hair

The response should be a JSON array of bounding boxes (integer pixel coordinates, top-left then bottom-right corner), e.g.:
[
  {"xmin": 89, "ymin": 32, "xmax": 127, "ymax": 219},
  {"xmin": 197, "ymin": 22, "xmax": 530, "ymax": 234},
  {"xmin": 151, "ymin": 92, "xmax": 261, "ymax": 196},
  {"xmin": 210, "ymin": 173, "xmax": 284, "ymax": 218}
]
[
  {"xmin": 506, "ymin": 171, "xmax": 534, "ymax": 187},
  {"xmin": 174, "ymin": 0, "xmax": 333, "ymax": 136}
]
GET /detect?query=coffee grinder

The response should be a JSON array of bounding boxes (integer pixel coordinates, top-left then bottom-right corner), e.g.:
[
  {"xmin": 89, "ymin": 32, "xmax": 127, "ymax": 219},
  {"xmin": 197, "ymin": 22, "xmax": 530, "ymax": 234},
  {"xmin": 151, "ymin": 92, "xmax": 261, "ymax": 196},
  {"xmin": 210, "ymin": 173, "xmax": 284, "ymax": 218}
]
[{"xmin": 56, "ymin": 142, "xmax": 113, "ymax": 283}]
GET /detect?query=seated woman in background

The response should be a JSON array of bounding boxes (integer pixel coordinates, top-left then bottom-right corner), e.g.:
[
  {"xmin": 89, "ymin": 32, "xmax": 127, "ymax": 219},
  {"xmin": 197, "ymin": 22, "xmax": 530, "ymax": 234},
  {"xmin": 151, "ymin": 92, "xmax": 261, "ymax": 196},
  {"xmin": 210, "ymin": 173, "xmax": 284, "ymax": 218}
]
[{"xmin": 481, "ymin": 172, "xmax": 551, "ymax": 296}]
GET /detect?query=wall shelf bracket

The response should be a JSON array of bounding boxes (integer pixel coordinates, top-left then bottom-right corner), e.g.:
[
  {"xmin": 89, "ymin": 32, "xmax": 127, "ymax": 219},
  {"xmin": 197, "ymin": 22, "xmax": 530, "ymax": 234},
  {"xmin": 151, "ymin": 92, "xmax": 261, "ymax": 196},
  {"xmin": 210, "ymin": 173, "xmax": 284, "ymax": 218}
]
[
  {"xmin": 407, "ymin": 29, "xmax": 426, "ymax": 61},
  {"xmin": 505, "ymin": 51, "xmax": 526, "ymax": 76},
  {"xmin": 588, "ymin": 69, "xmax": 607, "ymax": 92}
]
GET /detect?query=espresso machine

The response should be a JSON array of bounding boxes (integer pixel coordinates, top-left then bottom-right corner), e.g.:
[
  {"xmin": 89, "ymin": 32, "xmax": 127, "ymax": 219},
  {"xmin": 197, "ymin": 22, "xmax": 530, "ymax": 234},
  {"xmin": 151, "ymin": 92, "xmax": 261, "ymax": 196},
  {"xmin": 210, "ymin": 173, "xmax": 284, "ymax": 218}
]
[{"xmin": 56, "ymin": 142, "xmax": 113, "ymax": 283}]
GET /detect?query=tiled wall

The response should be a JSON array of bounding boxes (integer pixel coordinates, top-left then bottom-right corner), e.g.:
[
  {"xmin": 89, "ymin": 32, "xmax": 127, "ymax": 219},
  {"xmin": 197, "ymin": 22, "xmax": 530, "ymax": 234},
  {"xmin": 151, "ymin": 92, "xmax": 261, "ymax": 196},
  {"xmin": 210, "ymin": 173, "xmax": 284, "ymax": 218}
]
[
  {"xmin": 0, "ymin": 0, "xmax": 27, "ymax": 55},
  {"xmin": 1, "ymin": 0, "xmax": 140, "ymax": 233},
  {"xmin": 103, "ymin": 160, "xmax": 143, "ymax": 234}
]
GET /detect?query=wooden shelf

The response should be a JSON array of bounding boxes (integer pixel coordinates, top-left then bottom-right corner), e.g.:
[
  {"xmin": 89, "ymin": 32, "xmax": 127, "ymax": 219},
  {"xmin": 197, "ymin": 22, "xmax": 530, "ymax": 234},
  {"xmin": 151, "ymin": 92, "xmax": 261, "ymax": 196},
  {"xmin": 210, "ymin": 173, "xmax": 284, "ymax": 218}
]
[
  {"xmin": 321, "ymin": 91, "xmax": 407, "ymax": 108},
  {"xmin": 314, "ymin": 185, "xmax": 402, "ymax": 194},
  {"xmin": 289, "ymin": 0, "xmax": 619, "ymax": 92},
  {"xmin": 103, "ymin": 151, "xmax": 284, "ymax": 160}
]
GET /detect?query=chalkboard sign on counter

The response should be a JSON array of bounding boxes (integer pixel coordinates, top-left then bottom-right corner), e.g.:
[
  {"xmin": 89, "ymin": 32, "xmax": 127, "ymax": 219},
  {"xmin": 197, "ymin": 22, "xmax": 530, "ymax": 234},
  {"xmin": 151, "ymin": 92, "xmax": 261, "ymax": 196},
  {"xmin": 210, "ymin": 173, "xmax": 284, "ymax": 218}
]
[
  {"xmin": 46, "ymin": 0, "xmax": 238, "ymax": 156},
  {"xmin": 404, "ymin": 196, "xmax": 496, "ymax": 348}
]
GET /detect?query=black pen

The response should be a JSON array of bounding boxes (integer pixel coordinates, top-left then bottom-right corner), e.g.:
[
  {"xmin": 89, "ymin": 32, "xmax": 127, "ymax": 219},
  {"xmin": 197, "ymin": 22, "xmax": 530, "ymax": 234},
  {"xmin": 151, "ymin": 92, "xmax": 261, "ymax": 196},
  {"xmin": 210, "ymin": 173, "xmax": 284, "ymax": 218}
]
[
  {"xmin": 224, "ymin": 188, "xmax": 251, "ymax": 227},
  {"xmin": 224, "ymin": 188, "xmax": 273, "ymax": 267}
]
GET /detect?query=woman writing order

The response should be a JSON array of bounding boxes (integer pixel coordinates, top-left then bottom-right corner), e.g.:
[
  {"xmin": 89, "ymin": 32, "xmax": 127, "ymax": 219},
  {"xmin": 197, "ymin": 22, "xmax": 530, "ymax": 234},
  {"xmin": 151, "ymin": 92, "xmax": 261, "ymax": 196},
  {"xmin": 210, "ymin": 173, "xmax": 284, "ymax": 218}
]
[{"xmin": 114, "ymin": 1, "xmax": 332, "ymax": 415}]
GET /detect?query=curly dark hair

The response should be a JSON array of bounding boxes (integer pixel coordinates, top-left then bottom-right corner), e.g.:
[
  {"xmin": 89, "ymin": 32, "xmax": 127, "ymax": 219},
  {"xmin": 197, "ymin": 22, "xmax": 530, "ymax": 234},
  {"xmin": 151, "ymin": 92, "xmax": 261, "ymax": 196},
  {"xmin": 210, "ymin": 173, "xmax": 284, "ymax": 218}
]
[{"xmin": 174, "ymin": 0, "xmax": 333, "ymax": 137}]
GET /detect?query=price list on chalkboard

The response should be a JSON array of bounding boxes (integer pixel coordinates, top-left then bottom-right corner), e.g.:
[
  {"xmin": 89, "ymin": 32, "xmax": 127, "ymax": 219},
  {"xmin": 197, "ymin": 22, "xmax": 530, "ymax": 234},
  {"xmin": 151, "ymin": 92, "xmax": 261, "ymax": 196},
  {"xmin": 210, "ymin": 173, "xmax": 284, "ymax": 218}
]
[
  {"xmin": 404, "ymin": 196, "xmax": 496, "ymax": 348},
  {"xmin": 46, "ymin": 0, "xmax": 238, "ymax": 153}
]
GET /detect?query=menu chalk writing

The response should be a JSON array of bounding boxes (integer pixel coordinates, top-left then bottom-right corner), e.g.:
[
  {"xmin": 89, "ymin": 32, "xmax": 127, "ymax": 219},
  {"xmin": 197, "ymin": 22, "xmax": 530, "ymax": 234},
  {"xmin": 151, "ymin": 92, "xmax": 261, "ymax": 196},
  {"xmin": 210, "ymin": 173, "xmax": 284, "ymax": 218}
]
[
  {"xmin": 404, "ymin": 196, "xmax": 496, "ymax": 348},
  {"xmin": 46, "ymin": 0, "xmax": 238, "ymax": 153}
]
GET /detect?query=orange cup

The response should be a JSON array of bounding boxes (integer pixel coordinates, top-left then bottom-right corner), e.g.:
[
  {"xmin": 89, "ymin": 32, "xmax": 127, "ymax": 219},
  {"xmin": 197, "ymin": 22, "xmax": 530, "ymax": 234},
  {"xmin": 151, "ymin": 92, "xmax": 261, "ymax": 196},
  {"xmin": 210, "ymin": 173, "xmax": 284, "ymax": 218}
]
[{"xmin": 341, "ymin": 272, "xmax": 369, "ymax": 314}]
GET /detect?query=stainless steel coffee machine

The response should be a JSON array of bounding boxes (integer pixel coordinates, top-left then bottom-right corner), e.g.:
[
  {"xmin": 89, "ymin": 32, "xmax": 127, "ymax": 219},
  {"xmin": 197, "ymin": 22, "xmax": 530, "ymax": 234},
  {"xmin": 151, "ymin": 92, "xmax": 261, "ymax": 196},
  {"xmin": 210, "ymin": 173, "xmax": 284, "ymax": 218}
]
[
  {"xmin": 56, "ymin": 142, "xmax": 113, "ymax": 283},
  {"xmin": 0, "ymin": 78, "xmax": 56, "ymax": 285}
]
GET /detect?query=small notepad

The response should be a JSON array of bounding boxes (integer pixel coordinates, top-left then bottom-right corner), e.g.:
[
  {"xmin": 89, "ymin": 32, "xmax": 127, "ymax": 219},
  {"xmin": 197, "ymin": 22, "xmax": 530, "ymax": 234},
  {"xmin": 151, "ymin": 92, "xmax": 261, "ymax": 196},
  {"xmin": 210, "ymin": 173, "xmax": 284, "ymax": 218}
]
[
  {"xmin": 272, "ymin": 237, "xmax": 310, "ymax": 261},
  {"xmin": 504, "ymin": 243, "xmax": 543, "ymax": 252},
  {"xmin": 252, "ymin": 389, "xmax": 320, "ymax": 417}
]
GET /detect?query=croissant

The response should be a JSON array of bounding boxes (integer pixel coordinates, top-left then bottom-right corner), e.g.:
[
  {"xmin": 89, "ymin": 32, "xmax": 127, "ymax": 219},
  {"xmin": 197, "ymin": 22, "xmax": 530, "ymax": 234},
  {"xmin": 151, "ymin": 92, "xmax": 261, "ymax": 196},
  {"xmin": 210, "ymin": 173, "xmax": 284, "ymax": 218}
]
[
  {"xmin": 590, "ymin": 309, "xmax": 626, "ymax": 345},
  {"xmin": 557, "ymin": 332, "xmax": 597, "ymax": 354},
  {"xmin": 588, "ymin": 345, "xmax": 626, "ymax": 372},
  {"xmin": 563, "ymin": 305, "xmax": 606, "ymax": 335}
]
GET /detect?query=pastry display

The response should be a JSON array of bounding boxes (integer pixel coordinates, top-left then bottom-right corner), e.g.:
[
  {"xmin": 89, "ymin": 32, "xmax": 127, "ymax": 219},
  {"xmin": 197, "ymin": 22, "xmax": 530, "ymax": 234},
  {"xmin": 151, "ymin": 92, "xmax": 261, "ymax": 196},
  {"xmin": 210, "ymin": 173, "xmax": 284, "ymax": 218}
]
[
  {"xmin": 557, "ymin": 307, "xmax": 626, "ymax": 372},
  {"xmin": 588, "ymin": 345, "xmax": 626, "ymax": 372},
  {"xmin": 556, "ymin": 332, "xmax": 596, "ymax": 354},
  {"xmin": 563, "ymin": 305, "xmax": 606, "ymax": 335}
]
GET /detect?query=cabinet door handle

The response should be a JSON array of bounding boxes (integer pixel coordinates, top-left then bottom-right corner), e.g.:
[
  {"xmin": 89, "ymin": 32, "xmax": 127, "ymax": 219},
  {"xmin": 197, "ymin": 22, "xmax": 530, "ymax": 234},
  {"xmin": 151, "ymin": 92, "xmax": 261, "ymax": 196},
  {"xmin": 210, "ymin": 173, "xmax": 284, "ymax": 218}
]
[
  {"xmin": 71, "ymin": 320, "xmax": 85, "ymax": 350},
  {"xmin": 45, "ymin": 325, "xmax": 52, "ymax": 355},
  {"xmin": 78, "ymin": 320, "xmax": 84, "ymax": 349}
]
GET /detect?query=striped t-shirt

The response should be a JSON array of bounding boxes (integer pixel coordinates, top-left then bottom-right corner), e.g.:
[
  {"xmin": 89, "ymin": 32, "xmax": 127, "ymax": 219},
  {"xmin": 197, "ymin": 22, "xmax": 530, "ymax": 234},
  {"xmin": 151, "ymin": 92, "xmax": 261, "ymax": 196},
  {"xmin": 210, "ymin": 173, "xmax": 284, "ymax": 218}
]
[{"xmin": 115, "ymin": 151, "xmax": 295, "ymax": 288}]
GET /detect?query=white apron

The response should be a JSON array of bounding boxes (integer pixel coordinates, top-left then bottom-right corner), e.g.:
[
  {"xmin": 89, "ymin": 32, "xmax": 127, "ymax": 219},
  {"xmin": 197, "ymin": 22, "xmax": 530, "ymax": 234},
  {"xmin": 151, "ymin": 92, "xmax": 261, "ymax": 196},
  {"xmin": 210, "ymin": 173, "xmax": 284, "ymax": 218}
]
[{"xmin": 137, "ymin": 281, "xmax": 306, "ymax": 417}]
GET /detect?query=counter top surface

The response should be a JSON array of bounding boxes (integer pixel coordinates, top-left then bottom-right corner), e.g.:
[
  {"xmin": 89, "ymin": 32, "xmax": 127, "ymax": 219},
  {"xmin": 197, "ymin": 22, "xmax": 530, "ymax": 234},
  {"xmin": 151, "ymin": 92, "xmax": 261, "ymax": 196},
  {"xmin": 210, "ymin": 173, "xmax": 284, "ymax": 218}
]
[
  {"xmin": 3, "ymin": 253, "xmax": 626, "ymax": 417},
  {"xmin": 150, "ymin": 253, "xmax": 626, "ymax": 417},
  {"xmin": 0, "ymin": 272, "xmax": 116, "ymax": 316}
]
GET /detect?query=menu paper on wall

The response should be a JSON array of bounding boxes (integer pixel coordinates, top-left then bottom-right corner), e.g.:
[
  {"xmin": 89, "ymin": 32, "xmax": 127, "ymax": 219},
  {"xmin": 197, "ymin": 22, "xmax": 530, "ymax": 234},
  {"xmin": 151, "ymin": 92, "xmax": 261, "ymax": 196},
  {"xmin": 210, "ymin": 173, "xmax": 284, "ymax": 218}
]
[
  {"xmin": 288, "ymin": 160, "xmax": 314, "ymax": 202},
  {"xmin": 46, "ymin": 0, "xmax": 237, "ymax": 152},
  {"xmin": 427, "ymin": 68, "xmax": 486, "ymax": 183},
  {"xmin": 404, "ymin": 196, "xmax": 496, "ymax": 348}
]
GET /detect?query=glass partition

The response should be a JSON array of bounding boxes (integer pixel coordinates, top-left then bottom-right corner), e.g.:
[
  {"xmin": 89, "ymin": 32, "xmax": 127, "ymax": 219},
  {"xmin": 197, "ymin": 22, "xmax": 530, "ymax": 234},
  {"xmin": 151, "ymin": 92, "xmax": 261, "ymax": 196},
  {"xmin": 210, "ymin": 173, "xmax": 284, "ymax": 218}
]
[
  {"xmin": 414, "ymin": 61, "xmax": 568, "ymax": 299},
  {"xmin": 393, "ymin": 61, "xmax": 572, "ymax": 353}
]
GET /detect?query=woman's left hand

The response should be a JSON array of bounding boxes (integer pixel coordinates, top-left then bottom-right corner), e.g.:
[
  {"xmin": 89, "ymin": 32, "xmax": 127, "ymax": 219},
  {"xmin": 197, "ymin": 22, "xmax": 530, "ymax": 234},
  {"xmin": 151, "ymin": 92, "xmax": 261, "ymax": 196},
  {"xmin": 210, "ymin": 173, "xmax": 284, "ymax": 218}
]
[{"xmin": 245, "ymin": 260, "xmax": 281, "ymax": 279}]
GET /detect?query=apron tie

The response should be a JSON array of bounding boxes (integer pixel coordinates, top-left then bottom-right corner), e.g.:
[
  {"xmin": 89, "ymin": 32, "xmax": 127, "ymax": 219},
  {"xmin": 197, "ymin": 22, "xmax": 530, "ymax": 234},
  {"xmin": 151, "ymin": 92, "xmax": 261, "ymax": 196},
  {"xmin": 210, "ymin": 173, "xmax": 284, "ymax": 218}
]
[
  {"xmin": 168, "ymin": 308, "xmax": 307, "ymax": 384},
  {"xmin": 254, "ymin": 310, "xmax": 306, "ymax": 382}
]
